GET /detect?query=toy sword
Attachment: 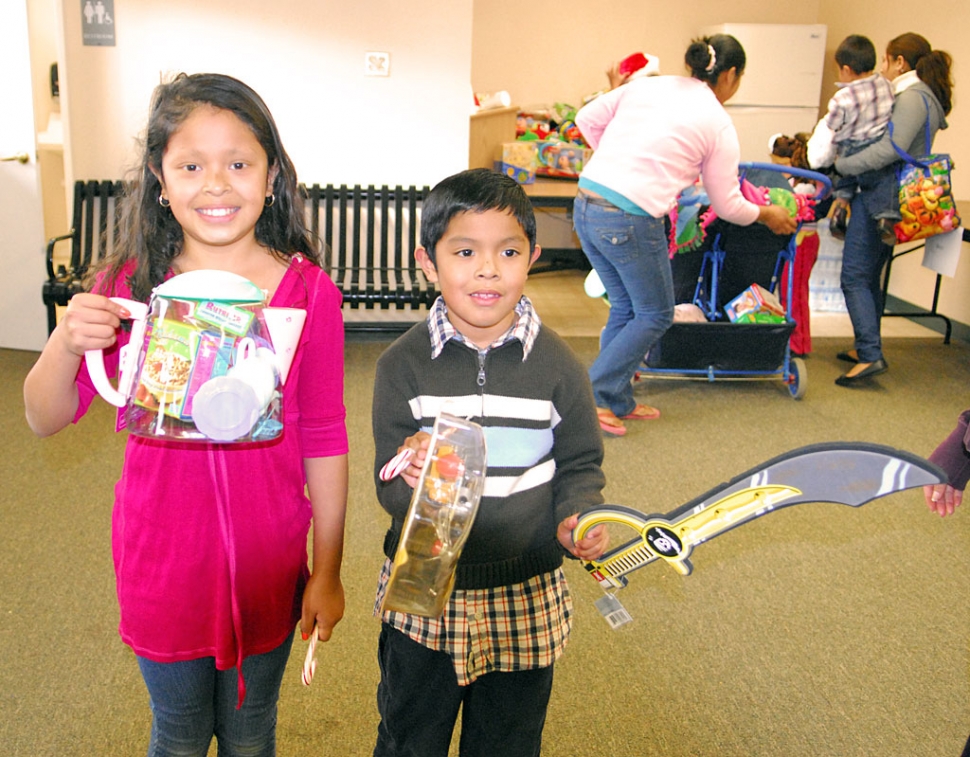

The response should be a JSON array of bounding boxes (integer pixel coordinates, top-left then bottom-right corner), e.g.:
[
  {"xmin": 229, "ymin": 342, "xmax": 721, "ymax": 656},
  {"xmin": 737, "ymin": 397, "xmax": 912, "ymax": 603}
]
[{"xmin": 573, "ymin": 442, "xmax": 945, "ymax": 593}]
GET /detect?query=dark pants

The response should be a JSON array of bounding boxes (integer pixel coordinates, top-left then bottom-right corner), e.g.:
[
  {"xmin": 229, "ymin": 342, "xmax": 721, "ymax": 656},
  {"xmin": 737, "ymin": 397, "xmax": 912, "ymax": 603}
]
[
  {"xmin": 834, "ymin": 139, "xmax": 899, "ymax": 221},
  {"xmin": 373, "ymin": 624, "xmax": 554, "ymax": 757}
]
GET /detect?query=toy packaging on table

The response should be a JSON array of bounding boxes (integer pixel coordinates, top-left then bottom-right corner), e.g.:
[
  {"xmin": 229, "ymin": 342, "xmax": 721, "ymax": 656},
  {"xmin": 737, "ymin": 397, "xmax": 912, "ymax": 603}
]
[
  {"xmin": 495, "ymin": 141, "xmax": 538, "ymax": 185},
  {"xmin": 503, "ymin": 102, "xmax": 591, "ymax": 182}
]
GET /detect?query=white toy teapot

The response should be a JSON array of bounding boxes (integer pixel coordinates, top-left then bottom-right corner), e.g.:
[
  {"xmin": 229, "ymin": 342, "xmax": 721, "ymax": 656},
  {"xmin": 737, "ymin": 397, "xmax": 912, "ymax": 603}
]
[{"xmin": 85, "ymin": 270, "xmax": 305, "ymax": 442}]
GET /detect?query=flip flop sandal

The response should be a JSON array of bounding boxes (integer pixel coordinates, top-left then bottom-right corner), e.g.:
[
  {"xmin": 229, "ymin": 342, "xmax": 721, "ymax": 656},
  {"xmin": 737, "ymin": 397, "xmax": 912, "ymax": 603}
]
[
  {"xmin": 621, "ymin": 404, "xmax": 661, "ymax": 421},
  {"xmin": 597, "ymin": 409, "xmax": 627, "ymax": 437}
]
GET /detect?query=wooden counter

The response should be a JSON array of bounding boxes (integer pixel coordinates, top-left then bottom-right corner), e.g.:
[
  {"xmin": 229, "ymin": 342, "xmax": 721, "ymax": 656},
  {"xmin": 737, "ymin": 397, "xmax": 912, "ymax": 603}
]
[
  {"xmin": 469, "ymin": 105, "xmax": 518, "ymax": 170},
  {"xmin": 522, "ymin": 178, "xmax": 579, "ymax": 209}
]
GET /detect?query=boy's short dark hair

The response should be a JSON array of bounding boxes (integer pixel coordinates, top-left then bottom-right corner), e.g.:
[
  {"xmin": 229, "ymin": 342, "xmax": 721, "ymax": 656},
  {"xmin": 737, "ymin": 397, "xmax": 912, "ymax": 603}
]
[
  {"xmin": 835, "ymin": 35, "xmax": 877, "ymax": 75},
  {"xmin": 419, "ymin": 168, "xmax": 537, "ymax": 264}
]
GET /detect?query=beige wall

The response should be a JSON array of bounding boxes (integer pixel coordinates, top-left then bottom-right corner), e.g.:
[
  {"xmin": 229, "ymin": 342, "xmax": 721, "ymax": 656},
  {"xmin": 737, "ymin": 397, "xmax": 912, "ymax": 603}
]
[
  {"xmin": 474, "ymin": 0, "xmax": 969, "ymax": 331},
  {"xmin": 472, "ymin": 0, "xmax": 821, "ymax": 110}
]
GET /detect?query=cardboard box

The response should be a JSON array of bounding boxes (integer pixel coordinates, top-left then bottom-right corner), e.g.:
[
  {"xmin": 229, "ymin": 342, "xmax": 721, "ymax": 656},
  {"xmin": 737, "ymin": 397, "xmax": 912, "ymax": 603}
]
[
  {"xmin": 494, "ymin": 141, "xmax": 537, "ymax": 185},
  {"xmin": 536, "ymin": 141, "xmax": 592, "ymax": 179},
  {"xmin": 725, "ymin": 283, "xmax": 785, "ymax": 322}
]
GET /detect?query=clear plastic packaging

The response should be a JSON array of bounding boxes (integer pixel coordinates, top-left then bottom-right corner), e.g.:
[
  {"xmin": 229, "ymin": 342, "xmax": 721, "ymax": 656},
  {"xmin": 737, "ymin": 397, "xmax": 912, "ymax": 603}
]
[
  {"xmin": 382, "ymin": 413, "xmax": 488, "ymax": 617},
  {"xmin": 85, "ymin": 270, "xmax": 305, "ymax": 443}
]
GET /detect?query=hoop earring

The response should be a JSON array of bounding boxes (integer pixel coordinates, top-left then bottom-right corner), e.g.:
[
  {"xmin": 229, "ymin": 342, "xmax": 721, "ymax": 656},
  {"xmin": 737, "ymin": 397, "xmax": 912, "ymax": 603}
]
[
  {"xmin": 265, "ymin": 194, "xmax": 276, "ymax": 208},
  {"xmin": 158, "ymin": 194, "xmax": 170, "ymax": 208}
]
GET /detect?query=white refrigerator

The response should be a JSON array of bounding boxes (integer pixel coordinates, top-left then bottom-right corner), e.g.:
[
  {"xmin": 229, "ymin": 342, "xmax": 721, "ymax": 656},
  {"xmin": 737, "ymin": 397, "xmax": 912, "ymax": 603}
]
[{"xmin": 701, "ymin": 23, "xmax": 828, "ymax": 162}]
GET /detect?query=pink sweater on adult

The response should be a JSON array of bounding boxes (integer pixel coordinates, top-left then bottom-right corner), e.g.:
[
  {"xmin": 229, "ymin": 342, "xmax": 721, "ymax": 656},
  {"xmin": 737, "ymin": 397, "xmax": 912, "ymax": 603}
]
[
  {"xmin": 74, "ymin": 256, "xmax": 347, "ymax": 677},
  {"xmin": 576, "ymin": 75, "xmax": 760, "ymax": 225}
]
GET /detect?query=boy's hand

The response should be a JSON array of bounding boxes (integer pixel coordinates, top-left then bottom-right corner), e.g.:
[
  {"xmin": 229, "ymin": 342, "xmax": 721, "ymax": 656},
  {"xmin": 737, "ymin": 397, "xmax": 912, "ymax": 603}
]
[
  {"xmin": 396, "ymin": 432, "xmax": 431, "ymax": 489},
  {"xmin": 58, "ymin": 293, "xmax": 130, "ymax": 356},
  {"xmin": 924, "ymin": 483, "xmax": 963, "ymax": 517},
  {"xmin": 557, "ymin": 514, "xmax": 609, "ymax": 560}
]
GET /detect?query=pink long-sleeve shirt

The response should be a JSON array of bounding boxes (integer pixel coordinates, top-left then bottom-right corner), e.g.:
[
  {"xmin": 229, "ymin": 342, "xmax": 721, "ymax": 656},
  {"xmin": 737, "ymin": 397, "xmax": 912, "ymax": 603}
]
[
  {"xmin": 74, "ymin": 256, "xmax": 347, "ymax": 685},
  {"xmin": 576, "ymin": 75, "xmax": 760, "ymax": 225}
]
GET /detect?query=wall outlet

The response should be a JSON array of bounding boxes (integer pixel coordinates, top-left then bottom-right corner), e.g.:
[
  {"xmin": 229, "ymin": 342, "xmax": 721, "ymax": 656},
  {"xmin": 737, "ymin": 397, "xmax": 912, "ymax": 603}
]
[{"xmin": 364, "ymin": 51, "xmax": 390, "ymax": 77}]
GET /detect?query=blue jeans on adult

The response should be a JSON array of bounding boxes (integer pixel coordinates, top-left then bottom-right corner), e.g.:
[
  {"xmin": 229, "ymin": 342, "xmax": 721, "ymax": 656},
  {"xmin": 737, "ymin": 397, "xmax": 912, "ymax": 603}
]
[
  {"xmin": 137, "ymin": 631, "xmax": 294, "ymax": 757},
  {"xmin": 573, "ymin": 193, "xmax": 674, "ymax": 417},
  {"xmin": 840, "ymin": 185, "xmax": 894, "ymax": 363}
]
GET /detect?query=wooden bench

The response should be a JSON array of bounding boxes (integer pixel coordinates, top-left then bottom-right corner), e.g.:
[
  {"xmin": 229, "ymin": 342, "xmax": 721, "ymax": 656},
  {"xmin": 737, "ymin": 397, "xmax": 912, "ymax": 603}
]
[{"xmin": 43, "ymin": 180, "xmax": 436, "ymax": 335}]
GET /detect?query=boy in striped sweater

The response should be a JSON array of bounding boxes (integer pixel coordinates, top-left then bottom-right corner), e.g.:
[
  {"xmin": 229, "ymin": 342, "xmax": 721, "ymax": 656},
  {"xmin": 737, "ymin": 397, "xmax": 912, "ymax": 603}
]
[{"xmin": 371, "ymin": 168, "xmax": 609, "ymax": 757}]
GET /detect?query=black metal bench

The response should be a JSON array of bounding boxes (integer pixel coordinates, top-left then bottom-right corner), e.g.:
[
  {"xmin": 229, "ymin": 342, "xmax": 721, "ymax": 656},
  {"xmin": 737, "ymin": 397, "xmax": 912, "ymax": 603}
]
[
  {"xmin": 43, "ymin": 180, "xmax": 436, "ymax": 335},
  {"xmin": 43, "ymin": 180, "xmax": 125, "ymax": 335}
]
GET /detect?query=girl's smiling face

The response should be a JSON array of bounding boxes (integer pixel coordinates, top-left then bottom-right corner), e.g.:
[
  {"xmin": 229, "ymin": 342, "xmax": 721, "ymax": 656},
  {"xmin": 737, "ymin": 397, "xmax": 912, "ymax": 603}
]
[
  {"xmin": 155, "ymin": 105, "xmax": 277, "ymax": 266},
  {"xmin": 416, "ymin": 209, "xmax": 540, "ymax": 349}
]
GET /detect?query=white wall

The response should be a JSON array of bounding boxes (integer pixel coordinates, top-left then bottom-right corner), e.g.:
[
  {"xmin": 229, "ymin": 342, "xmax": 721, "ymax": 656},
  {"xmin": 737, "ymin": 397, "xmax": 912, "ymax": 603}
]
[{"xmin": 57, "ymin": 0, "xmax": 473, "ymax": 189}]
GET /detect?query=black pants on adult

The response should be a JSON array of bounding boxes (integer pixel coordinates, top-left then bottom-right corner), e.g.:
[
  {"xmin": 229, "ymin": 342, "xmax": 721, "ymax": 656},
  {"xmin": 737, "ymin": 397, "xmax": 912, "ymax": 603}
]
[{"xmin": 373, "ymin": 623, "xmax": 555, "ymax": 757}]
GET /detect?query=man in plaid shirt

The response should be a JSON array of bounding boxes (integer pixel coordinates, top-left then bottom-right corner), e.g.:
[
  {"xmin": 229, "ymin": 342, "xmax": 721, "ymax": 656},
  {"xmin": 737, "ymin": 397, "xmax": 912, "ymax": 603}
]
[{"xmin": 370, "ymin": 169, "xmax": 608, "ymax": 757}]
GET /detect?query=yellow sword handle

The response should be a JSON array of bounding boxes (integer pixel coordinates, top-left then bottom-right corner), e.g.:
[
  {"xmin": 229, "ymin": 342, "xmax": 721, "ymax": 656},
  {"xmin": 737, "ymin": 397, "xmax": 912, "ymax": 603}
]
[{"xmin": 574, "ymin": 485, "xmax": 801, "ymax": 588}]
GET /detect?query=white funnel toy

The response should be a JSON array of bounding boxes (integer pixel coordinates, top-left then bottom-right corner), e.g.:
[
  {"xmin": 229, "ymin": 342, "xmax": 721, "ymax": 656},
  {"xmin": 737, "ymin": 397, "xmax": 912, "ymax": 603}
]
[{"xmin": 262, "ymin": 307, "xmax": 306, "ymax": 384}]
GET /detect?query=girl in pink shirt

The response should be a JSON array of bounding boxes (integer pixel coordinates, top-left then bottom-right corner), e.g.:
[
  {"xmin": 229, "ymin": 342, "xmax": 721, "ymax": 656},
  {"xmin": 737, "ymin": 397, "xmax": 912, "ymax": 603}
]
[{"xmin": 24, "ymin": 73, "xmax": 348, "ymax": 756}]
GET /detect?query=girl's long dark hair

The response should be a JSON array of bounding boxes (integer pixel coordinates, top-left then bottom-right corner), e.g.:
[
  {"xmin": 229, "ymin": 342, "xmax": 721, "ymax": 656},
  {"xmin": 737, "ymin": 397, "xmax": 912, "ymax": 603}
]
[
  {"xmin": 96, "ymin": 73, "xmax": 319, "ymax": 301},
  {"xmin": 888, "ymin": 33, "xmax": 954, "ymax": 116}
]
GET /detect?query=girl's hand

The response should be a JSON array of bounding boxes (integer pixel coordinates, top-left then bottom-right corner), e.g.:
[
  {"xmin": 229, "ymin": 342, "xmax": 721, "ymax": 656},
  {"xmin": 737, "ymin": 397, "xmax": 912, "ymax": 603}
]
[
  {"xmin": 396, "ymin": 432, "xmax": 432, "ymax": 489},
  {"xmin": 557, "ymin": 514, "xmax": 609, "ymax": 560},
  {"xmin": 57, "ymin": 293, "xmax": 130, "ymax": 356},
  {"xmin": 300, "ymin": 572, "xmax": 345, "ymax": 643},
  {"xmin": 923, "ymin": 483, "xmax": 963, "ymax": 517}
]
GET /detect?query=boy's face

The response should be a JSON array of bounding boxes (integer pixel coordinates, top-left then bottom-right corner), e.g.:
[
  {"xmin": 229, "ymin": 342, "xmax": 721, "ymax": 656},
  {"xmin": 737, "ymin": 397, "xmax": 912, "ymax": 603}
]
[{"xmin": 416, "ymin": 209, "xmax": 540, "ymax": 350}]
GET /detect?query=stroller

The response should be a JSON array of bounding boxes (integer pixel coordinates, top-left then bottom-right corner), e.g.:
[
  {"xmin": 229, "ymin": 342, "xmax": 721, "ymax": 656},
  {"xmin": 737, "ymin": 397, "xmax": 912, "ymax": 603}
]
[{"xmin": 640, "ymin": 162, "xmax": 831, "ymax": 399}]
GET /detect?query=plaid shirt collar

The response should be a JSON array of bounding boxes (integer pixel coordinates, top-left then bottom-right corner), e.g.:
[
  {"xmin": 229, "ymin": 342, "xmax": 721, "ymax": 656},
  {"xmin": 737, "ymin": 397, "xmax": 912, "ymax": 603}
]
[{"xmin": 427, "ymin": 295, "xmax": 541, "ymax": 361}]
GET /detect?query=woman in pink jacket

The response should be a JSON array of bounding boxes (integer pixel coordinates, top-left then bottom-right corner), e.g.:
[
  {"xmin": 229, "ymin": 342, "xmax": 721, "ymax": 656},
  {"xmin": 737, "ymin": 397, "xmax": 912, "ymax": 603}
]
[{"xmin": 575, "ymin": 34, "xmax": 796, "ymax": 437}]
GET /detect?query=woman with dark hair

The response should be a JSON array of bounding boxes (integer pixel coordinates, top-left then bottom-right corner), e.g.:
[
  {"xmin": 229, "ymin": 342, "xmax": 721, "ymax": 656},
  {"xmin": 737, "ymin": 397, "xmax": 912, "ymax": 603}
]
[
  {"xmin": 833, "ymin": 33, "xmax": 954, "ymax": 386},
  {"xmin": 574, "ymin": 34, "xmax": 797, "ymax": 436}
]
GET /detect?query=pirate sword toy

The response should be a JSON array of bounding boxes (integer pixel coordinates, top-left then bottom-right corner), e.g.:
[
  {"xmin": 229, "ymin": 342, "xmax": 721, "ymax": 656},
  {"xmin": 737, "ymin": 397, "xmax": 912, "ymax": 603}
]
[{"xmin": 573, "ymin": 443, "xmax": 945, "ymax": 603}]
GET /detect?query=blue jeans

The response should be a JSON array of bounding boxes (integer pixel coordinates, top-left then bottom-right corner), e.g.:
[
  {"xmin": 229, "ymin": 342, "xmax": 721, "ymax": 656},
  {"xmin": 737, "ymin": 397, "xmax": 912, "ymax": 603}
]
[
  {"xmin": 137, "ymin": 631, "xmax": 294, "ymax": 757},
  {"xmin": 834, "ymin": 139, "xmax": 899, "ymax": 221},
  {"xmin": 840, "ymin": 186, "xmax": 894, "ymax": 363},
  {"xmin": 573, "ymin": 194, "xmax": 674, "ymax": 416}
]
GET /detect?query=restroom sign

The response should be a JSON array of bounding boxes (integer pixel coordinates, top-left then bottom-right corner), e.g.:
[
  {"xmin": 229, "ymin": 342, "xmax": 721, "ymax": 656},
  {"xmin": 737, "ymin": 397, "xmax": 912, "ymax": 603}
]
[{"xmin": 81, "ymin": 0, "xmax": 115, "ymax": 47}]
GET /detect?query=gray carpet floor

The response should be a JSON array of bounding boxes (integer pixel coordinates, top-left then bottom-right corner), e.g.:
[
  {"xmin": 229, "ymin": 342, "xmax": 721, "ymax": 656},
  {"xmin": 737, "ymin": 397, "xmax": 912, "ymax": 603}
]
[{"xmin": 2, "ymin": 332, "xmax": 969, "ymax": 756}]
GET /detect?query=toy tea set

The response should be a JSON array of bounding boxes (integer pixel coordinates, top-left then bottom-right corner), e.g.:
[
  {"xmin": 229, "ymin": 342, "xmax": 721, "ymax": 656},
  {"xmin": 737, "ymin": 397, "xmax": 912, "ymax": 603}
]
[{"xmin": 85, "ymin": 270, "xmax": 305, "ymax": 443}]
